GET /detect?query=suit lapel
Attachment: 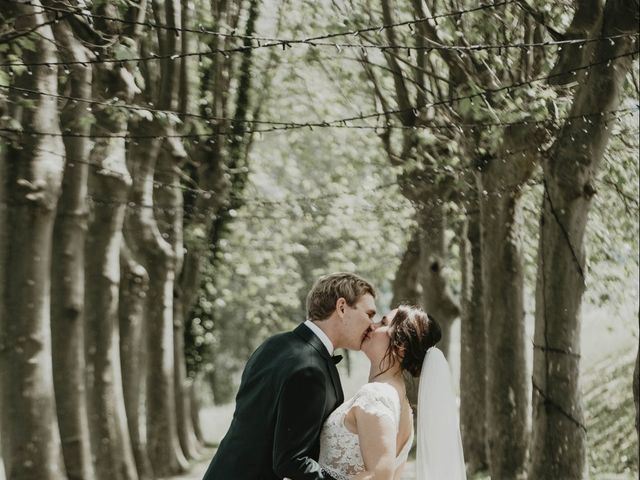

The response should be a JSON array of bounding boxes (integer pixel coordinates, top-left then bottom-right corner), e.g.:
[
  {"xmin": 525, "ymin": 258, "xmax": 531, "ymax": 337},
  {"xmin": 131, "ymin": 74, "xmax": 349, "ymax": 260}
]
[
  {"xmin": 327, "ymin": 359, "xmax": 344, "ymax": 405},
  {"xmin": 293, "ymin": 324, "xmax": 343, "ymax": 405}
]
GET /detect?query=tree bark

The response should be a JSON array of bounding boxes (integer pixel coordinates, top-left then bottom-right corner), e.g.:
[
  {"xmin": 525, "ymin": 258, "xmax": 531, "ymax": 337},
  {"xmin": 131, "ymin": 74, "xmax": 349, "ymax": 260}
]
[
  {"xmin": 173, "ymin": 302, "xmax": 201, "ymax": 459},
  {"xmin": 125, "ymin": 0, "xmax": 188, "ymax": 473},
  {"xmin": 190, "ymin": 373, "xmax": 206, "ymax": 445},
  {"xmin": 50, "ymin": 19, "xmax": 97, "ymax": 480},
  {"xmin": 392, "ymin": 229, "xmax": 422, "ymax": 414},
  {"xmin": 390, "ymin": 230, "xmax": 421, "ymax": 307},
  {"xmin": 530, "ymin": 2, "xmax": 638, "ymax": 477},
  {"xmin": 548, "ymin": 0, "xmax": 604, "ymax": 85},
  {"xmin": 0, "ymin": 4, "xmax": 66, "ymax": 479},
  {"xmin": 477, "ymin": 125, "xmax": 540, "ymax": 479},
  {"xmin": 119, "ymin": 246, "xmax": 153, "ymax": 480},
  {"xmin": 85, "ymin": 175, "xmax": 138, "ymax": 480},
  {"xmin": 416, "ymin": 202, "xmax": 460, "ymax": 360},
  {"xmin": 156, "ymin": 140, "xmax": 201, "ymax": 461},
  {"xmin": 85, "ymin": 63, "xmax": 139, "ymax": 480},
  {"xmin": 125, "ymin": 126, "xmax": 187, "ymax": 476},
  {"xmin": 459, "ymin": 190, "xmax": 489, "ymax": 474}
]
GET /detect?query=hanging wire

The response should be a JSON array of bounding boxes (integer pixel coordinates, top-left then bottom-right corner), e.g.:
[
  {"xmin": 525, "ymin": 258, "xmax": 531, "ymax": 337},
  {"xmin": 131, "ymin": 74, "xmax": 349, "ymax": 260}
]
[
  {"xmin": 0, "ymin": 48, "xmax": 638, "ymax": 138},
  {"xmin": 0, "ymin": 31, "xmax": 637, "ymax": 68},
  {"xmin": 6, "ymin": 0, "xmax": 516, "ymax": 45}
]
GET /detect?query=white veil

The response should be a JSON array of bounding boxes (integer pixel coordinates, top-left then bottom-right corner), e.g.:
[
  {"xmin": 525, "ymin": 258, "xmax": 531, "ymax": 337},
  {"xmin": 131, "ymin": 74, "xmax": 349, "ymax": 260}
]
[{"xmin": 416, "ymin": 347, "xmax": 467, "ymax": 480}]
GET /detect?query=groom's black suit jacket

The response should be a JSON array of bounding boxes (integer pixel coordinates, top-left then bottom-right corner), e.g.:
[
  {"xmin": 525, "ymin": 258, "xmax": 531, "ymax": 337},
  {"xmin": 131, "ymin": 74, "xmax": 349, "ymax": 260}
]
[{"xmin": 202, "ymin": 323, "xmax": 344, "ymax": 480}]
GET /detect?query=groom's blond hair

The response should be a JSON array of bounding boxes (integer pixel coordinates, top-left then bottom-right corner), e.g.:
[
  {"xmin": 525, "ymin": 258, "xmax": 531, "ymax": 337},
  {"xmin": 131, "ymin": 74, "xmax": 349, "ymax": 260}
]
[{"xmin": 306, "ymin": 272, "xmax": 375, "ymax": 322}]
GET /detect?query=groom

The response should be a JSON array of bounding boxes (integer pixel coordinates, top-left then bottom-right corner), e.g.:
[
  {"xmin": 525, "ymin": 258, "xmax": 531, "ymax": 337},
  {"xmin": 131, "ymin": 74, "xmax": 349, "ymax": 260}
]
[{"xmin": 202, "ymin": 272, "xmax": 377, "ymax": 480}]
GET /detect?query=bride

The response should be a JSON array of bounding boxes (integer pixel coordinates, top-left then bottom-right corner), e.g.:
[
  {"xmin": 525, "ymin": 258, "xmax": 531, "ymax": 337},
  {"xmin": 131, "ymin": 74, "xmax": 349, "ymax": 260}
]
[{"xmin": 317, "ymin": 305, "xmax": 466, "ymax": 480}]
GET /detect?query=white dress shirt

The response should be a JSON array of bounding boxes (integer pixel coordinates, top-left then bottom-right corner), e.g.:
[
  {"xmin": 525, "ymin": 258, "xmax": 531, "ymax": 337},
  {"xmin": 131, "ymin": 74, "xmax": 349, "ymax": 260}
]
[{"xmin": 303, "ymin": 319, "xmax": 335, "ymax": 356}]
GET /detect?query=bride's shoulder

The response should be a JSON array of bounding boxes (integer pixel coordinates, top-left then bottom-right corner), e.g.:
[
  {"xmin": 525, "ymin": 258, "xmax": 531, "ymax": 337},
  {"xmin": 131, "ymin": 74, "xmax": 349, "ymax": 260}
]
[
  {"xmin": 350, "ymin": 382, "xmax": 402, "ymax": 419},
  {"xmin": 355, "ymin": 381, "xmax": 399, "ymax": 398}
]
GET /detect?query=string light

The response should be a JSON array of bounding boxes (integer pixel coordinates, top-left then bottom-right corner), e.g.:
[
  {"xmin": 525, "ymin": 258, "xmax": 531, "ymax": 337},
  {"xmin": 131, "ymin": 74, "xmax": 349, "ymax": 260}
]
[
  {"xmin": 0, "ymin": 32, "xmax": 636, "ymax": 69},
  {"xmin": 0, "ymin": 49, "xmax": 637, "ymax": 137},
  {"xmin": 4, "ymin": 0, "xmax": 515, "ymax": 46},
  {"xmin": 3, "ymin": 118, "xmax": 636, "ymax": 216},
  {"xmin": 0, "ymin": 103, "xmax": 635, "ymax": 140},
  {"xmin": 1, "ymin": 0, "xmax": 637, "ymax": 68}
]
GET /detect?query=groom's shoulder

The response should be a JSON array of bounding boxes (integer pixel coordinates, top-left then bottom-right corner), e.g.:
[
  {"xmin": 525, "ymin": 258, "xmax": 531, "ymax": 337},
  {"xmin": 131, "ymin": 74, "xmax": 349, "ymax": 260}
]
[{"xmin": 254, "ymin": 325, "xmax": 322, "ymax": 364}]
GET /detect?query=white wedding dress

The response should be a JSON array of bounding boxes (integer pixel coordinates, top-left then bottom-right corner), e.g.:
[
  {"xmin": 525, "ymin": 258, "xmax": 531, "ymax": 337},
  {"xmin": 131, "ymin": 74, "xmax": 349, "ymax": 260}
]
[{"xmin": 318, "ymin": 382, "xmax": 414, "ymax": 480}]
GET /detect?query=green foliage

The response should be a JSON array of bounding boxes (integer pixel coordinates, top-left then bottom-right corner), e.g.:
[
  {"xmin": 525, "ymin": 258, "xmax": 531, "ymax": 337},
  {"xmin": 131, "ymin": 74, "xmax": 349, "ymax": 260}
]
[
  {"xmin": 585, "ymin": 107, "xmax": 639, "ymax": 311},
  {"xmin": 184, "ymin": 0, "xmax": 639, "ymax": 399},
  {"xmin": 184, "ymin": 4, "xmax": 416, "ymax": 395}
]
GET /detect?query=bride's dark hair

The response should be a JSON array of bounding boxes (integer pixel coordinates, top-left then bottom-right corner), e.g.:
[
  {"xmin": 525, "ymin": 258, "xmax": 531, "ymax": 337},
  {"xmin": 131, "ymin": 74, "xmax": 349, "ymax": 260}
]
[{"xmin": 378, "ymin": 305, "xmax": 442, "ymax": 378}]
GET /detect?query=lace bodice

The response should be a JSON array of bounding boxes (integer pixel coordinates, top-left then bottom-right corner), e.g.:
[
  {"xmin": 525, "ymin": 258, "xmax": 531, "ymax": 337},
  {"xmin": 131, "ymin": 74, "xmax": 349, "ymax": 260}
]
[{"xmin": 318, "ymin": 382, "xmax": 414, "ymax": 480}]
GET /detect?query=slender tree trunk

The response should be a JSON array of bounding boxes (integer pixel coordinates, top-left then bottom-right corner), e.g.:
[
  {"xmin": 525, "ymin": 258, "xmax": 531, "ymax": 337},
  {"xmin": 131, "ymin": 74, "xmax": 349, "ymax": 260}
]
[
  {"xmin": 416, "ymin": 202, "xmax": 460, "ymax": 360},
  {"xmin": 390, "ymin": 230, "xmax": 421, "ymax": 307},
  {"xmin": 126, "ymin": 126, "xmax": 187, "ymax": 476},
  {"xmin": 190, "ymin": 373, "xmax": 206, "ymax": 445},
  {"xmin": 0, "ymin": 4, "xmax": 66, "ymax": 479},
  {"xmin": 85, "ymin": 171, "xmax": 138, "ymax": 480},
  {"xmin": 85, "ymin": 64, "xmax": 139, "ymax": 480},
  {"xmin": 459, "ymin": 191, "xmax": 489, "ymax": 474},
  {"xmin": 477, "ymin": 125, "xmax": 539, "ymax": 479},
  {"xmin": 155, "ymin": 141, "xmax": 201, "ymax": 461},
  {"xmin": 50, "ymin": 19, "xmax": 97, "ymax": 480},
  {"xmin": 530, "ymin": 3, "xmax": 638, "ymax": 477},
  {"xmin": 173, "ymin": 301, "xmax": 200, "ymax": 459},
  {"xmin": 125, "ymin": 0, "xmax": 188, "ymax": 472},
  {"xmin": 119, "ymin": 246, "xmax": 153, "ymax": 480}
]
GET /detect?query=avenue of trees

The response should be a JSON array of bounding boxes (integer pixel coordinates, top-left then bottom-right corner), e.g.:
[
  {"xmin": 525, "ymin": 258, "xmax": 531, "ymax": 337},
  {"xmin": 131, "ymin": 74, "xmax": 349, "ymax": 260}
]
[{"xmin": 0, "ymin": 0, "xmax": 638, "ymax": 479}]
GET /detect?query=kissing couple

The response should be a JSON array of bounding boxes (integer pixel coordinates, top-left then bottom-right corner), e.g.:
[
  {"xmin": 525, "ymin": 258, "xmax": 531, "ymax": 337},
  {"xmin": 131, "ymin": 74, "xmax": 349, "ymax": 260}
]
[{"xmin": 202, "ymin": 272, "xmax": 466, "ymax": 480}]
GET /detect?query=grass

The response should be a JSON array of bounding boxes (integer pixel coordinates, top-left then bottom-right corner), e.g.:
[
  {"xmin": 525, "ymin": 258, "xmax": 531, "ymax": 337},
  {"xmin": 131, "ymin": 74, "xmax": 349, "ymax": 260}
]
[{"xmin": 584, "ymin": 350, "xmax": 638, "ymax": 478}]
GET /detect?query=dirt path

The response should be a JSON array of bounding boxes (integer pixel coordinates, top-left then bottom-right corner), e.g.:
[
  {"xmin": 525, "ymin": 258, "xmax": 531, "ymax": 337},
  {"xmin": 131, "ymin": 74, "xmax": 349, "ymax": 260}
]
[{"xmin": 166, "ymin": 448, "xmax": 216, "ymax": 480}]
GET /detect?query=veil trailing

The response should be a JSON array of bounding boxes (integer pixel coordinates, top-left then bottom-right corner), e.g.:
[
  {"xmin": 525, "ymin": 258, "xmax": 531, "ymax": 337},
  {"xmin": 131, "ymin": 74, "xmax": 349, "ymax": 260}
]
[{"xmin": 416, "ymin": 347, "xmax": 467, "ymax": 480}]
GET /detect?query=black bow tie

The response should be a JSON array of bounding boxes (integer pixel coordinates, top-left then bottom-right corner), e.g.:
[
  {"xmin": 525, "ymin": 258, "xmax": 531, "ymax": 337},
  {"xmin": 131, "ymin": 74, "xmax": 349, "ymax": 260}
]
[{"xmin": 332, "ymin": 354, "xmax": 343, "ymax": 365}]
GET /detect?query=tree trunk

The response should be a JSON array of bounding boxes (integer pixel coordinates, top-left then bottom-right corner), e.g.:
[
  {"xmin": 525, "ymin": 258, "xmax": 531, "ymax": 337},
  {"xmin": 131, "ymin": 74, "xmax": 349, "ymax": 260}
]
[
  {"xmin": 0, "ymin": 4, "xmax": 66, "ymax": 479},
  {"xmin": 190, "ymin": 373, "xmax": 206, "ymax": 445},
  {"xmin": 50, "ymin": 19, "xmax": 97, "ymax": 480},
  {"xmin": 390, "ymin": 230, "xmax": 421, "ymax": 307},
  {"xmin": 416, "ymin": 202, "xmax": 460, "ymax": 360},
  {"xmin": 126, "ymin": 126, "xmax": 187, "ymax": 477},
  {"xmin": 119, "ymin": 246, "xmax": 153, "ymax": 480},
  {"xmin": 477, "ymin": 125, "xmax": 540, "ymax": 479},
  {"xmin": 85, "ymin": 169, "xmax": 138, "ymax": 480},
  {"xmin": 173, "ymin": 302, "xmax": 201, "ymax": 459},
  {"xmin": 530, "ymin": 3, "xmax": 638, "ymax": 477},
  {"xmin": 392, "ymin": 229, "xmax": 422, "ymax": 418},
  {"xmin": 155, "ymin": 140, "xmax": 201, "ymax": 461},
  {"xmin": 459, "ymin": 191, "xmax": 489, "ymax": 474},
  {"xmin": 124, "ymin": 0, "xmax": 188, "ymax": 472},
  {"xmin": 85, "ymin": 63, "xmax": 139, "ymax": 480}
]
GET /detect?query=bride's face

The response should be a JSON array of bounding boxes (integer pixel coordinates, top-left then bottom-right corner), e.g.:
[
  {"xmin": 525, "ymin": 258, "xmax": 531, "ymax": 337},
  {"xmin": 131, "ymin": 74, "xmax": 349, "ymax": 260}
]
[{"xmin": 361, "ymin": 308, "xmax": 397, "ymax": 363}]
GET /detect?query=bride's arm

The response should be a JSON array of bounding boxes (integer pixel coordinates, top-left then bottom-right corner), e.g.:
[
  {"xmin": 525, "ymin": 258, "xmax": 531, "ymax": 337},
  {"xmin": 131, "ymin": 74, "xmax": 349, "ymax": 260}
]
[{"xmin": 349, "ymin": 406, "xmax": 396, "ymax": 480}]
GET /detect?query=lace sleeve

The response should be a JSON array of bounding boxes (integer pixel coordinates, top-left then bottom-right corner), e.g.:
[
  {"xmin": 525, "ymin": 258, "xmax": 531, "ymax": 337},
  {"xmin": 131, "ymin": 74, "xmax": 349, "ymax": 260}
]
[{"xmin": 348, "ymin": 382, "xmax": 401, "ymax": 428}]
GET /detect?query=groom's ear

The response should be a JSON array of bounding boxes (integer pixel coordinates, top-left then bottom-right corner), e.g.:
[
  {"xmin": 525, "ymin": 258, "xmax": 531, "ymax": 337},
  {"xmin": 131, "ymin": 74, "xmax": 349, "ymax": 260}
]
[{"xmin": 336, "ymin": 297, "xmax": 347, "ymax": 317}]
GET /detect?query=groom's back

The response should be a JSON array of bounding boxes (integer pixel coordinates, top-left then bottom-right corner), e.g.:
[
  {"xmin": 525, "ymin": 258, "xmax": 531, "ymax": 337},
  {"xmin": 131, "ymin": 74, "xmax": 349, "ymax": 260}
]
[{"xmin": 202, "ymin": 329, "xmax": 321, "ymax": 480}]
